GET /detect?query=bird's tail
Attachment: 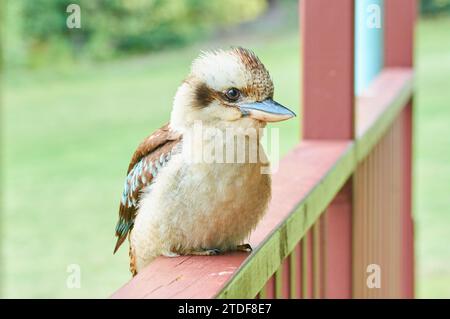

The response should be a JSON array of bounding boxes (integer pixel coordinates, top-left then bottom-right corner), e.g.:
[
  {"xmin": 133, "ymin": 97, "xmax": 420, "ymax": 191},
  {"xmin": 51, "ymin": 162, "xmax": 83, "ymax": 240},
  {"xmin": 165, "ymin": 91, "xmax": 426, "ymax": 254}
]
[{"xmin": 113, "ymin": 235, "xmax": 127, "ymax": 254}]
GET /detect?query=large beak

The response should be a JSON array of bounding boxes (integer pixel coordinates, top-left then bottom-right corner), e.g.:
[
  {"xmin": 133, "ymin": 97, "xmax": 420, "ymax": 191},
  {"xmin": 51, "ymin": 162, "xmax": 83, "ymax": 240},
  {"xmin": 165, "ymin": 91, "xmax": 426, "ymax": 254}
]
[{"xmin": 239, "ymin": 99, "xmax": 296, "ymax": 122}]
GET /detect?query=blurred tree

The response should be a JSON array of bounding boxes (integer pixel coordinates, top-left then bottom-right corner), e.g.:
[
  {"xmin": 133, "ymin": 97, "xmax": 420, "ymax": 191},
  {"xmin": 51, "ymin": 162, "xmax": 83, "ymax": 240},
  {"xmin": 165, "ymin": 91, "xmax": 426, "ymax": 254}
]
[
  {"xmin": 5, "ymin": 0, "xmax": 267, "ymax": 67},
  {"xmin": 420, "ymin": 0, "xmax": 450, "ymax": 15}
]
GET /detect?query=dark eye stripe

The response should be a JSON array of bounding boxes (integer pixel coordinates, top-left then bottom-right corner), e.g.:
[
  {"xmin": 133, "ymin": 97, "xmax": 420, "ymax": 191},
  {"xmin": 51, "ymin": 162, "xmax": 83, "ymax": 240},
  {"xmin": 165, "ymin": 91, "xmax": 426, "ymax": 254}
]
[
  {"xmin": 193, "ymin": 82, "xmax": 243, "ymax": 107},
  {"xmin": 194, "ymin": 82, "xmax": 215, "ymax": 108}
]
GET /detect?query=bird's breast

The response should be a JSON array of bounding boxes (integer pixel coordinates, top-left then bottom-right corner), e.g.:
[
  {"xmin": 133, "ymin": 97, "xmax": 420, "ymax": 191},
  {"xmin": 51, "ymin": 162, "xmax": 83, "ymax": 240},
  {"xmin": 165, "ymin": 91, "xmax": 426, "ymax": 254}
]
[
  {"xmin": 169, "ymin": 159, "xmax": 271, "ymax": 251},
  {"xmin": 133, "ymin": 146, "xmax": 271, "ymax": 255}
]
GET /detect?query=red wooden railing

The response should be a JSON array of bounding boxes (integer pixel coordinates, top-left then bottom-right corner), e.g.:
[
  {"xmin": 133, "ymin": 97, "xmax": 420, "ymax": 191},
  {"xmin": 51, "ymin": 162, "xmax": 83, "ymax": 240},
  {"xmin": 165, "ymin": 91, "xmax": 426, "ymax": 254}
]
[{"xmin": 112, "ymin": 0, "xmax": 415, "ymax": 299}]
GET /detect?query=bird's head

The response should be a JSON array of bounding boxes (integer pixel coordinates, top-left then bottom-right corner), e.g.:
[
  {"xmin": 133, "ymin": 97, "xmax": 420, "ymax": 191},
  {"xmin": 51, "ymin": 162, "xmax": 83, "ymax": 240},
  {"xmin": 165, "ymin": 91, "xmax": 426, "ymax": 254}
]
[{"xmin": 170, "ymin": 47, "xmax": 295, "ymax": 131}]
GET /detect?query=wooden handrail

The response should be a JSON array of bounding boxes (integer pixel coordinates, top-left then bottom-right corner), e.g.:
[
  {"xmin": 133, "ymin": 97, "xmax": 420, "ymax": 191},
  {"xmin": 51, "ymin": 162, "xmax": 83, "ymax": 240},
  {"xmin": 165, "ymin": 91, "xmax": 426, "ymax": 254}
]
[
  {"xmin": 111, "ymin": 68, "xmax": 413, "ymax": 299},
  {"xmin": 356, "ymin": 68, "xmax": 414, "ymax": 160}
]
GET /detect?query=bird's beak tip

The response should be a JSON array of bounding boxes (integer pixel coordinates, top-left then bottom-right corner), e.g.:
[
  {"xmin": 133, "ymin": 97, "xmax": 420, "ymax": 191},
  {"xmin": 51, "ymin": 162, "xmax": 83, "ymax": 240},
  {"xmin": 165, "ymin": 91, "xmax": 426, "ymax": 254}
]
[{"xmin": 239, "ymin": 99, "xmax": 296, "ymax": 123}]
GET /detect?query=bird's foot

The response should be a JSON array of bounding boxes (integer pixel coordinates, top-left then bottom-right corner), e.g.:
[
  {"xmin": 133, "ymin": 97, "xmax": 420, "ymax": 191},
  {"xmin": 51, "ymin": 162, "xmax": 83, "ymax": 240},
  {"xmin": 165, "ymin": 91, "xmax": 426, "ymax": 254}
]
[
  {"xmin": 189, "ymin": 248, "xmax": 222, "ymax": 256},
  {"xmin": 162, "ymin": 251, "xmax": 180, "ymax": 258},
  {"xmin": 236, "ymin": 243, "xmax": 253, "ymax": 252}
]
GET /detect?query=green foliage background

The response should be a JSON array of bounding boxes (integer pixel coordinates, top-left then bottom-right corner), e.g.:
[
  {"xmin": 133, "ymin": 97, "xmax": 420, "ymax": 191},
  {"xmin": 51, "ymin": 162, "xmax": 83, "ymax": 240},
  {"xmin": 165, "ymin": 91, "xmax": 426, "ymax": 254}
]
[
  {"xmin": 4, "ymin": 0, "xmax": 450, "ymax": 68},
  {"xmin": 420, "ymin": 0, "xmax": 450, "ymax": 15},
  {"xmin": 5, "ymin": 0, "xmax": 266, "ymax": 67}
]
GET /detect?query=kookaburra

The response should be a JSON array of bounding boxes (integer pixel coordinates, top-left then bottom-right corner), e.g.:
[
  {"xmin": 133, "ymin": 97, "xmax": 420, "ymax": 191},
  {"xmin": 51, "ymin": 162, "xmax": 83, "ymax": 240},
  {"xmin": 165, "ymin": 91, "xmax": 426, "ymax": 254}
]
[{"xmin": 114, "ymin": 47, "xmax": 295, "ymax": 275}]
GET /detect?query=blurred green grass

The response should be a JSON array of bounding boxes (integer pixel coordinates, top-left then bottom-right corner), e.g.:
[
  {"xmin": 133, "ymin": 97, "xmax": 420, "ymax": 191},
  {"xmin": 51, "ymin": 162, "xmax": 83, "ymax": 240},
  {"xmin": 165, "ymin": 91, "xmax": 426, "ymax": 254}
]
[
  {"xmin": 414, "ymin": 17, "xmax": 450, "ymax": 298},
  {"xmin": 2, "ymin": 17, "xmax": 449, "ymax": 298}
]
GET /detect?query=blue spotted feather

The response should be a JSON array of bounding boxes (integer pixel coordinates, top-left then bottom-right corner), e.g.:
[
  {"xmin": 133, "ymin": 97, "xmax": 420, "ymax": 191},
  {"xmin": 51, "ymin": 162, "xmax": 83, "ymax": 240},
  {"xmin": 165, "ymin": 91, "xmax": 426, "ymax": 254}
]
[{"xmin": 113, "ymin": 124, "xmax": 181, "ymax": 253}]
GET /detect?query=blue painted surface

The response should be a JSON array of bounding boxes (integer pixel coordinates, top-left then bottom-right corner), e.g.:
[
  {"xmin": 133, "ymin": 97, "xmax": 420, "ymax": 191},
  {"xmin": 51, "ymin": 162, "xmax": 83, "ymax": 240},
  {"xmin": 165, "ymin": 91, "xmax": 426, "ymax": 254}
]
[{"xmin": 355, "ymin": 0, "xmax": 384, "ymax": 95}]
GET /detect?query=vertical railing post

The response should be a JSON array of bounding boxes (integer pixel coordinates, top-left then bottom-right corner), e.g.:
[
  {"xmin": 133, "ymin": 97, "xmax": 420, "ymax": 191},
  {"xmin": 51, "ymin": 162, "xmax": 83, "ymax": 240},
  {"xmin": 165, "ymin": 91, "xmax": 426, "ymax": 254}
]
[
  {"xmin": 301, "ymin": 0, "xmax": 355, "ymax": 298},
  {"xmin": 384, "ymin": 0, "xmax": 416, "ymax": 299}
]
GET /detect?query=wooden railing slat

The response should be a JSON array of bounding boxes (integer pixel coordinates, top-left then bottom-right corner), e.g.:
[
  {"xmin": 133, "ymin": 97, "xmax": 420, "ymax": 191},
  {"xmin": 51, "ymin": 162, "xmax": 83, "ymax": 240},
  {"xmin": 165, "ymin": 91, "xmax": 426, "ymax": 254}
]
[
  {"xmin": 295, "ymin": 242, "xmax": 303, "ymax": 298},
  {"xmin": 289, "ymin": 248, "xmax": 298, "ymax": 298}
]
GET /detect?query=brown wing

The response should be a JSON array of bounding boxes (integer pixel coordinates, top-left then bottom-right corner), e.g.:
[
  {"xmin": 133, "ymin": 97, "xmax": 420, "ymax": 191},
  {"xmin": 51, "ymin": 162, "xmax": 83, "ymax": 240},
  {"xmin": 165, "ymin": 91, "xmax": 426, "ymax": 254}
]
[{"xmin": 114, "ymin": 123, "xmax": 182, "ymax": 253}]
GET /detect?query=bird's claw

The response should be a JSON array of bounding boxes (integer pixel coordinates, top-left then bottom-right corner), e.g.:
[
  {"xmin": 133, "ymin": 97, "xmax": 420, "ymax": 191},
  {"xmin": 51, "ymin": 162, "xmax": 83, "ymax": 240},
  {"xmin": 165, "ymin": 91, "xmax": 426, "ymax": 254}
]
[
  {"xmin": 209, "ymin": 248, "xmax": 222, "ymax": 255},
  {"xmin": 236, "ymin": 243, "xmax": 253, "ymax": 252},
  {"xmin": 189, "ymin": 248, "xmax": 222, "ymax": 256}
]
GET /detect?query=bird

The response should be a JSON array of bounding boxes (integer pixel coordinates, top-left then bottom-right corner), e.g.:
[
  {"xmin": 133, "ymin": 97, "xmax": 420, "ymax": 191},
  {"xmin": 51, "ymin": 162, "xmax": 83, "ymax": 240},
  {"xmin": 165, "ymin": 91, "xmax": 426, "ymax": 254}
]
[{"xmin": 113, "ymin": 47, "xmax": 295, "ymax": 276}]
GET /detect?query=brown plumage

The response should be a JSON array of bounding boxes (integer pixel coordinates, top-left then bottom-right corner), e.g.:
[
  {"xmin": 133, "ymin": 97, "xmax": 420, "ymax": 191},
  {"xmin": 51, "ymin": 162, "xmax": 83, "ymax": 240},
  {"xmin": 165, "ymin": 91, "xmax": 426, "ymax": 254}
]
[
  {"xmin": 114, "ymin": 124, "xmax": 182, "ymax": 254},
  {"xmin": 233, "ymin": 47, "xmax": 264, "ymax": 70}
]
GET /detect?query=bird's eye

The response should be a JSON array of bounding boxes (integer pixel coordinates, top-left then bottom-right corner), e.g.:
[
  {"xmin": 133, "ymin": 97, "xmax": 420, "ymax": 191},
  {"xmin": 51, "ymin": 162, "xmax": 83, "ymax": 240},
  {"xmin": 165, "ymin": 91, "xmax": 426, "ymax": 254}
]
[{"xmin": 224, "ymin": 88, "xmax": 241, "ymax": 101}]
